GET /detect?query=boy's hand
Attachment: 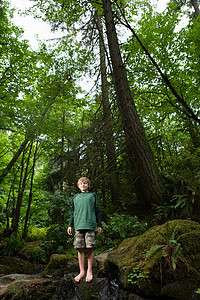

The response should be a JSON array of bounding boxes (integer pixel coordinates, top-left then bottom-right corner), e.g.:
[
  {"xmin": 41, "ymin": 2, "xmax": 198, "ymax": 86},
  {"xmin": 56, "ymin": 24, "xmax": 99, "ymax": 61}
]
[
  {"xmin": 97, "ymin": 227, "xmax": 102, "ymax": 235},
  {"xmin": 67, "ymin": 227, "xmax": 72, "ymax": 235}
]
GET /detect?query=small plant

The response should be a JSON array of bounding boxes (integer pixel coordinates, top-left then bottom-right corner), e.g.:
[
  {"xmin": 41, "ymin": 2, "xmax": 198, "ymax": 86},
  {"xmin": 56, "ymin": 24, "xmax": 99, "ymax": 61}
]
[
  {"xmin": 127, "ymin": 267, "xmax": 149, "ymax": 285},
  {"xmin": 152, "ymin": 203, "xmax": 174, "ymax": 221},
  {"xmin": 195, "ymin": 288, "xmax": 200, "ymax": 294},
  {"xmin": 170, "ymin": 192, "xmax": 195, "ymax": 216}
]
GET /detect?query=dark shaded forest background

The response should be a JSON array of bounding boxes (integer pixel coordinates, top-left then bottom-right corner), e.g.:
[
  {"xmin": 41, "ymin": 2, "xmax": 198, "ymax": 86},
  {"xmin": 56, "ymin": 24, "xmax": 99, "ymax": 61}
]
[{"xmin": 0, "ymin": 0, "xmax": 200, "ymax": 258}]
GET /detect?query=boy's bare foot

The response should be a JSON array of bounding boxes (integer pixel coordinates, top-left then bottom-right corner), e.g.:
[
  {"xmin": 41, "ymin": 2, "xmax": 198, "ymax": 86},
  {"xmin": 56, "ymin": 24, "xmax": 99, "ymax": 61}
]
[
  {"xmin": 74, "ymin": 272, "xmax": 85, "ymax": 282},
  {"xmin": 86, "ymin": 271, "xmax": 93, "ymax": 282}
]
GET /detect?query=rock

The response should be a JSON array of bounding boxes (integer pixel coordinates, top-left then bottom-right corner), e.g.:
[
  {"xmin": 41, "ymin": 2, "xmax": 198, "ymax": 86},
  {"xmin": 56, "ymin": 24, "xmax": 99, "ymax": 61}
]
[
  {"xmin": 41, "ymin": 254, "xmax": 79, "ymax": 277},
  {"xmin": 0, "ymin": 274, "xmax": 57, "ymax": 299},
  {"xmin": 104, "ymin": 219, "xmax": 200, "ymax": 299},
  {"xmin": 161, "ymin": 280, "xmax": 200, "ymax": 300},
  {"xmin": 0, "ymin": 273, "xmax": 118, "ymax": 299},
  {"xmin": 0, "ymin": 256, "xmax": 44, "ymax": 275},
  {"xmin": 78, "ymin": 276, "xmax": 118, "ymax": 300},
  {"xmin": 94, "ymin": 251, "xmax": 109, "ymax": 276}
]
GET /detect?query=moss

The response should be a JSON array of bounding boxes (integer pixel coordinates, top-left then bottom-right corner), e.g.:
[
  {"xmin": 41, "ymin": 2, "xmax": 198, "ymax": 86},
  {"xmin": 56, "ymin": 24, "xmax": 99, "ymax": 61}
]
[
  {"xmin": 3, "ymin": 281, "xmax": 25, "ymax": 299},
  {"xmin": 79, "ymin": 281, "xmax": 100, "ymax": 300},
  {"xmin": 105, "ymin": 219, "xmax": 200, "ymax": 298},
  {"xmin": 0, "ymin": 256, "xmax": 44, "ymax": 275},
  {"xmin": 3, "ymin": 278, "xmax": 56, "ymax": 300},
  {"xmin": 41, "ymin": 253, "xmax": 77, "ymax": 277}
]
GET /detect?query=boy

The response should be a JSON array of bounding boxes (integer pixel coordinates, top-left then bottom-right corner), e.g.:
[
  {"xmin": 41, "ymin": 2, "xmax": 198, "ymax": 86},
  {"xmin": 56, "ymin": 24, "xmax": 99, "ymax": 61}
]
[{"xmin": 67, "ymin": 177, "xmax": 102, "ymax": 283}]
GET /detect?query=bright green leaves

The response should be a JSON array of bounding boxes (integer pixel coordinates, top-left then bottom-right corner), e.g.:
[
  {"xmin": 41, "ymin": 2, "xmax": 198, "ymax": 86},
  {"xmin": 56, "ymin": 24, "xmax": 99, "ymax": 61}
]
[{"xmin": 29, "ymin": 0, "xmax": 89, "ymax": 31}]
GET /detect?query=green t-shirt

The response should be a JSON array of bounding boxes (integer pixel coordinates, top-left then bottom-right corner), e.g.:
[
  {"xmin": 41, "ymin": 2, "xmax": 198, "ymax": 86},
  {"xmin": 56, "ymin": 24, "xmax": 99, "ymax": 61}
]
[{"xmin": 68, "ymin": 192, "xmax": 102, "ymax": 231}]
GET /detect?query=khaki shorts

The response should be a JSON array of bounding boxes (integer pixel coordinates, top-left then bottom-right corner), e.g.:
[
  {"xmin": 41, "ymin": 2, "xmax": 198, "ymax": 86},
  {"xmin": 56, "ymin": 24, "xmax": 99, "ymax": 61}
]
[{"xmin": 73, "ymin": 230, "xmax": 95, "ymax": 249}]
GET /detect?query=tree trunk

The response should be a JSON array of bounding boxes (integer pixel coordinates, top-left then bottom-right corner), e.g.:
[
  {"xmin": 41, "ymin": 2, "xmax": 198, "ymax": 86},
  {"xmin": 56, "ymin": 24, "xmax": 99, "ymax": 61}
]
[
  {"xmin": 61, "ymin": 110, "xmax": 66, "ymax": 193},
  {"xmin": 22, "ymin": 140, "xmax": 38, "ymax": 239},
  {"xmin": 97, "ymin": 13, "xmax": 120, "ymax": 207},
  {"xmin": 191, "ymin": 0, "xmax": 200, "ymax": 18},
  {"xmin": 13, "ymin": 142, "xmax": 33, "ymax": 234},
  {"xmin": 0, "ymin": 138, "xmax": 29, "ymax": 185},
  {"xmin": 6, "ymin": 183, "xmax": 12, "ymax": 229},
  {"xmin": 102, "ymin": 0, "xmax": 163, "ymax": 208},
  {"xmin": 11, "ymin": 184, "xmax": 16, "ymax": 229}
]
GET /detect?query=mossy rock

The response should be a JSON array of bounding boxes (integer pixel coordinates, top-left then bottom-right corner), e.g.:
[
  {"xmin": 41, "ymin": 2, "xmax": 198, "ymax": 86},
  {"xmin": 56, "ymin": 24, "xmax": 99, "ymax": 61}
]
[
  {"xmin": 0, "ymin": 275, "xmax": 116, "ymax": 300},
  {"xmin": 0, "ymin": 256, "xmax": 44, "ymax": 275},
  {"xmin": 104, "ymin": 219, "xmax": 200, "ymax": 299},
  {"xmin": 0, "ymin": 275, "xmax": 57, "ymax": 300},
  {"xmin": 41, "ymin": 254, "xmax": 78, "ymax": 277},
  {"xmin": 77, "ymin": 277, "xmax": 117, "ymax": 300}
]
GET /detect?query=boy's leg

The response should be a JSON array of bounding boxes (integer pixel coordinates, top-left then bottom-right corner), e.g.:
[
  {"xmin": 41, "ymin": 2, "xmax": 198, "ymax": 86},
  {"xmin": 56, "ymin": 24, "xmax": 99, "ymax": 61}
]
[
  {"xmin": 75, "ymin": 248, "xmax": 85, "ymax": 282},
  {"xmin": 86, "ymin": 248, "xmax": 94, "ymax": 282}
]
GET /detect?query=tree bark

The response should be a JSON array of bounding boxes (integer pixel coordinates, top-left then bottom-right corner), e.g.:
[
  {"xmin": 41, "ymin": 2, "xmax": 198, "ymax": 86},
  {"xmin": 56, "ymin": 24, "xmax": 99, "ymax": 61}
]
[
  {"xmin": 6, "ymin": 183, "xmax": 12, "ymax": 229},
  {"xmin": 97, "ymin": 13, "xmax": 120, "ymax": 206},
  {"xmin": 61, "ymin": 110, "xmax": 66, "ymax": 193},
  {"xmin": 102, "ymin": 0, "xmax": 163, "ymax": 207},
  {"xmin": 22, "ymin": 140, "xmax": 38, "ymax": 239},
  {"xmin": 0, "ymin": 138, "xmax": 29, "ymax": 185},
  {"xmin": 191, "ymin": 0, "xmax": 200, "ymax": 18},
  {"xmin": 13, "ymin": 142, "xmax": 33, "ymax": 234}
]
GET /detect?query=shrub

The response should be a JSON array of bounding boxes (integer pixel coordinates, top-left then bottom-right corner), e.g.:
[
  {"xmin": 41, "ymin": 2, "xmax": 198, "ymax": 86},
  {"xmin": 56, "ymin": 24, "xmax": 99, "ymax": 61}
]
[
  {"xmin": 95, "ymin": 213, "xmax": 147, "ymax": 253},
  {"xmin": 41, "ymin": 224, "xmax": 72, "ymax": 256},
  {"xmin": 1, "ymin": 234, "xmax": 25, "ymax": 256},
  {"xmin": 27, "ymin": 226, "xmax": 50, "ymax": 241}
]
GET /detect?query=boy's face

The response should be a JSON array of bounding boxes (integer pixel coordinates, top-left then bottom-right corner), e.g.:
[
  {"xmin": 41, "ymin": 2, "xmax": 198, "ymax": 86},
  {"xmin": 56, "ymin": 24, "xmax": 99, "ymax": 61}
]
[{"xmin": 78, "ymin": 181, "xmax": 89, "ymax": 192}]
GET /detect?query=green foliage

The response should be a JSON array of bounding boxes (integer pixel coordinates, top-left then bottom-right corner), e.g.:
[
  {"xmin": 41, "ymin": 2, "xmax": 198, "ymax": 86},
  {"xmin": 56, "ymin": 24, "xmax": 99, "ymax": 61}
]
[
  {"xmin": 153, "ymin": 164, "xmax": 200, "ymax": 221},
  {"xmin": 95, "ymin": 213, "xmax": 147, "ymax": 253},
  {"xmin": 195, "ymin": 288, "xmax": 200, "ymax": 294},
  {"xmin": 19, "ymin": 241, "xmax": 47, "ymax": 263},
  {"xmin": 171, "ymin": 193, "xmax": 195, "ymax": 215},
  {"xmin": 0, "ymin": 0, "xmax": 200, "ymax": 243},
  {"xmin": 1, "ymin": 234, "xmax": 25, "ymax": 256},
  {"xmin": 127, "ymin": 267, "xmax": 149, "ymax": 285},
  {"xmin": 46, "ymin": 192, "xmax": 71, "ymax": 225},
  {"xmin": 27, "ymin": 226, "xmax": 50, "ymax": 241},
  {"xmin": 42, "ymin": 224, "xmax": 72, "ymax": 256}
]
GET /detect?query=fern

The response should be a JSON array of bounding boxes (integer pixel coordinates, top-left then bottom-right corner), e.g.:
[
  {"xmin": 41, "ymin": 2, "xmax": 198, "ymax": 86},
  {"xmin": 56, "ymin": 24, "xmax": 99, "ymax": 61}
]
[{"xmin": 145, "ymin": 223, "xmax": 190, "ymax": 272}]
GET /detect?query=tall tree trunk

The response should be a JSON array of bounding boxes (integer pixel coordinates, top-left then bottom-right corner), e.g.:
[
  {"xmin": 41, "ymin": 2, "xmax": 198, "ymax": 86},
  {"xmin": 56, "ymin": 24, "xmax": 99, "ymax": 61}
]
[
  {"xmin": 102, "ymin": 0, "xmax": 163, "ymax": 208},
  {"xmin": 97, "ymin": 13, "xmax": 120, "ymax": 207},
  {"xmin": 22, "ymin": 140, "xmax": 38, "ymax": 239},
  {"xmin": 191, "ymin": 0, "xmax": 200, "ymax": 18},
  {"xmin": 11, "ymin": 184, "xmax": 16, "ymax": 229},
  {"xmin": 188, "ymin": 120, "xmax": 200, "ymax": 147},
  {"xmin": 61, "ymin": 110, "xmax": 66, "ymax": 193},
  {"xmin": 6, "ymin": 183, "xmax": 12, "ymax": 229},
  {"xmin": 13, "ymin": 142, "xmax": 33, "ymax": 234},
  {"xmin": 0, "ymin": 138, "xmax": 29, "ymax": 185}
]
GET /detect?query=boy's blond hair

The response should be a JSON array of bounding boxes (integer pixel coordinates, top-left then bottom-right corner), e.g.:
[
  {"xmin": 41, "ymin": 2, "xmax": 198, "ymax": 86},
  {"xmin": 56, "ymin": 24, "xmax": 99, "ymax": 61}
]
[{"xmin": 77, "ymin": 177, "xmax": 91, "ymax": 188}]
